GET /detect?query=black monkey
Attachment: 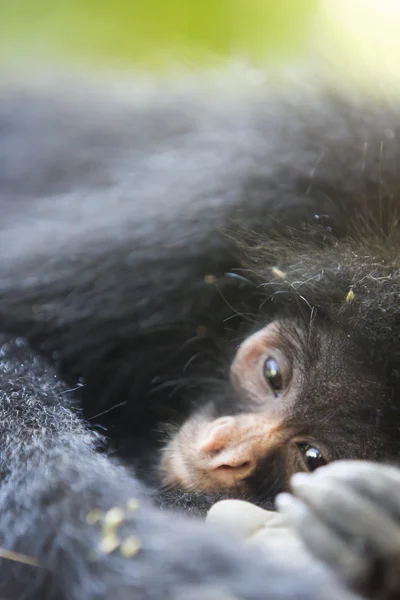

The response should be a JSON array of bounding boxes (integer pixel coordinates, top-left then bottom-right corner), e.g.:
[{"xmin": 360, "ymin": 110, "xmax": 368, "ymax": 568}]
[
  {"xmin": 159, "ymin": 318, "xmax": 391, "ymax": 500},
  {"xmin": 1, "ymin": 71, "xmax": 399, "ymax": 495},
  {"xmin": 1, "ymin": 68, "xmax": 400, "ymax": 598},
  {"xmin": 0, "ymin": 335, "xmax": 399, "ymax": 600},
  {"xmin": 0, "ymin": 335, "xmax": 353, "ymax": 600}
]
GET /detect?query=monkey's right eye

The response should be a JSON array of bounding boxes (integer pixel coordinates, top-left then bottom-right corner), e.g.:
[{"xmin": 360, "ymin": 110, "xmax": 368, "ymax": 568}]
[
  {"xmin": 300, "ymin": 445, "xmax": 327, "ymax": 472},
  {"xmin": 263, "ymin": 357, "xmax": 284, "ymax": 396}
]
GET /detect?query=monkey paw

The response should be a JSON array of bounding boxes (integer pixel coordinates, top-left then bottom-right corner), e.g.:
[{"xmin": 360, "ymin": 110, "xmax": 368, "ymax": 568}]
[
  {"xmin": 206, "ymin": 499, "xmax": 315, "ymax": 567},
  {"xmin": 277, "ymin": 461, "xmax": 400, "ymax": 600}
]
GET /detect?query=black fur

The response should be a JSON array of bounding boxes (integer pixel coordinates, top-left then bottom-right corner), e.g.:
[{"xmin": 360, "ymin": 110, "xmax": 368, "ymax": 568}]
[
  {"xmin": 1, "ymin": 68, "xmax": 400, "ymax": 598},
  {"xmin": 1, "ymin": 336, "xmax": 354, "ymax": 599}
]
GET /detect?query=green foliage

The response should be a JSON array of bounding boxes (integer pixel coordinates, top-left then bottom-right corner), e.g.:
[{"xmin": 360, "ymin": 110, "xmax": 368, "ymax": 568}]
[{"xmin": 0, "ymin": 0, "xmax": 316, "ymax": 68}]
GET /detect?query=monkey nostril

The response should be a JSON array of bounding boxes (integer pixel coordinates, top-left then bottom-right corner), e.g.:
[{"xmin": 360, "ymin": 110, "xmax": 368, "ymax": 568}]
[
  {"xmin": 217, "ymin": 461, "xmax": 250, "ymax": 471},
  {"xmin": 214, "ymin": 461, "xmax": 253, "ymax": 478}
]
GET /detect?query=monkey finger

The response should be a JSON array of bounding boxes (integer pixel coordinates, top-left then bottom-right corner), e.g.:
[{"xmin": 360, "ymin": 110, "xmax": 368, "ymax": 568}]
[
  {"xmin": 289, "ymin": 473, "xmax": 400, "ymax": 556},
  {"xmin": 311, "ymin": 461, "xmax": 400, "ymax": 520},
  {"xmin": 207, "ymin": 499, "xmax": 283, "ymax": 540},
  {"xmin": 313, "ymin": 461, "xmax": 400, "ymax": 484},
  {"xmin": 276, "ymin": 492, "xmax": 369, "ymax": 584}
]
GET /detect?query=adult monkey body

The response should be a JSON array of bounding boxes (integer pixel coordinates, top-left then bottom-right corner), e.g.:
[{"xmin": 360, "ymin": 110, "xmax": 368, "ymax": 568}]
[{"xmin": 1, "ymin": 68, "xmax": 400, "ymax": 599}]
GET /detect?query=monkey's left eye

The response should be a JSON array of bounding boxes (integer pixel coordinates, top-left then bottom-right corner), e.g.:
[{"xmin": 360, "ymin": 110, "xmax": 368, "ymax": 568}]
[
  {"xmin": 263, "ymin": 357, "xmax": 284, "ymax": 396},
  {"xmin": 299, "ymin": 445, "xmax": 327, "ymax": 472}
]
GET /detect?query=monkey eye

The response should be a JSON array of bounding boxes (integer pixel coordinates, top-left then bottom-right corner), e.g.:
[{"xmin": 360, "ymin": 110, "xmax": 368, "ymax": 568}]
[
  {"xmin": 263, "ymin": 357, "xmax": 284, "ymax": 396},
  {"xmin": 299, "ymin": 444, "xmax": 327, "ymax": 472}
]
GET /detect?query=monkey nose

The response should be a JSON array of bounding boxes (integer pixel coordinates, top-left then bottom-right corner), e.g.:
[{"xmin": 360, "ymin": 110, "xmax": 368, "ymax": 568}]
[
  {"xmin": 199, "ymin": 417, "xmax": 237, "ymax": 454},
  {"xmin": 210, "ymin": 453, "xmax": 255, "ymax": 480},
  {"xmin": 198, "ymin": 416, "xmax": 256, "ymax": 480}
]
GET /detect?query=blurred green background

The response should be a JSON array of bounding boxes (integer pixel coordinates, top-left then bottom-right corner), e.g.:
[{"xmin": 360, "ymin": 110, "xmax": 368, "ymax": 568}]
[
  {"xmin": 0, "ymin": 0, "xmax": 316, "ymax": 69},
  {"xmin": 1, "ymin": 0, "xmax": 400, "ymax": 82}
]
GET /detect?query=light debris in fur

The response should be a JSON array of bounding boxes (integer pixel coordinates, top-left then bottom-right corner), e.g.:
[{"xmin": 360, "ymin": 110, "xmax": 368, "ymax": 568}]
[
  {"xmin": 271, "ymin": 267, "xmax": 287, "ymax": 280},
  {"xmin": 0, "ymin": 547, "xmax": 41, "ymax": 567},
  {"xmin": 87, "ymin": 504, "xmax": 142, "ymax": 558},
  {"xmin": 86, "ymin": 509, "xmax": 104, "ymax": 525},
  {"xmin": 204, "ymin": 274, "xmax": 217, "ymax": 284},
  {"xmin": 103, "ymin": 507, "xmax": 125, "ymax": 529},
  {"xmin": 120, "ymin": 535, "xmax": 142, "ymax": 558},
  {"xmin": 127, "ymin": 498, "xmax": 140, "ymax": 511},
  {"xmin": 99, "ymin": 533, "xmax": 120, "ymax": 555}
]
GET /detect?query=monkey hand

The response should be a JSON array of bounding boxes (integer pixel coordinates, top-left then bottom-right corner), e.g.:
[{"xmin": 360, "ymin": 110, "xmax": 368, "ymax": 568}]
[
  {"xmin": 277, "ymin": 461, "xmax": 400, "ymax": 600},
  {"xmin": 206, "ymin": 499, "xmax": 315, "ymax": 567}
]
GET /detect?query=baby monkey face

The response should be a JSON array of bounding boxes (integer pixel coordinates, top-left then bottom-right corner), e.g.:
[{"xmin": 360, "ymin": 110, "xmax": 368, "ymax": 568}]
[{"xmin": 160, "ymin": 320, "xmax": 386, "ymax": 496}]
